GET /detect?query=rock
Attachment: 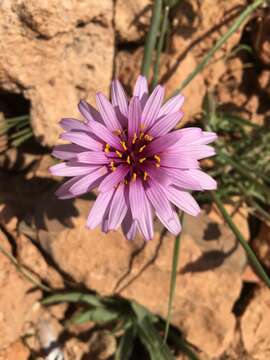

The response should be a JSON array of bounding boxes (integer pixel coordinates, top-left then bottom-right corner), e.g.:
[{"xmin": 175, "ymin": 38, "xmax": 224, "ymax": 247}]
[
  {"xmin": 0, "ymin": 230, "xmax": 40, "ymax": 350},
  {"xmin": 115, "ymin": 0, "xmax": 151, "ymax": 43},
  {"xmin": 0, "ymin": 340, "xmax": 30, "ymax": 360},
  {"xmin": 0, "ymin": 0, "xmax": 114, "ymax": 146},
  {"xmin": 43, "ymin": 198, "xmax": 244, "ymax": 358},
  {"xmin": 88, "ymin": 330, "xmax": 116, "ymax": 360},
  {"xmin": 241, "ymin": 287, "xmax": 270, "ymax": 360},
  {"xmin": 115, "ymin": 48, "xmax": 206, "ymax": 125}
]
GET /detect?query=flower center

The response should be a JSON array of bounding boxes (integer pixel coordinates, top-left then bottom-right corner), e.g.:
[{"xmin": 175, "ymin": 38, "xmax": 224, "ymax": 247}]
[{"xmin": 105, "ymin": 131, "xmax": 160, "ymax": 182}]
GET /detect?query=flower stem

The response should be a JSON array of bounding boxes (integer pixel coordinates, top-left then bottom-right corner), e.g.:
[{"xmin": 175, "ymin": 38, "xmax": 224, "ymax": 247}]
[
  {"xmin": 172, "ymin": 0, "xmax": 265, "ymax": 95},
  {"xmin": 164, "ymin": 213, "xmax": 184, "ymax": 342},
  {"xmin": 141, "ymin": 0, "xmax": 163, "ymax": 79},
  {"xmin": 152, "ymin": 5, "xmax": 170, "ymax": 88},
  {"xmin": 211, "ymin": 191, "xmax": 270, "ymax": 289}
]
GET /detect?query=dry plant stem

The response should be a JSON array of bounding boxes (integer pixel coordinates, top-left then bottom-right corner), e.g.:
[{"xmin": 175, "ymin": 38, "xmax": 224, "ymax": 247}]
[
  {"xmin": 172, "ymin": 0, "xmax": 265, "ymax": 95},
  {"xmin": 211, "ymin": 191, "xmax": 270, "ymax": 289},
  {"xmin": 164, "ymin": 213, "xmax": 184, "ymax": 342},
  {"xmin": 152, "ymin": 6, "xmax": 170, "ymax": 88},
  {"xmin": 141, "ymin": 0, "xmax": 163, "ymax": 78},
  {"xmin": 0, "ymin": 244, "xmax": 52, "ymax": 293}
]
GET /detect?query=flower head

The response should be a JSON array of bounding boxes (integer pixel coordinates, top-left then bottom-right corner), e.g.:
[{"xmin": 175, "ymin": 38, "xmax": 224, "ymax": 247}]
[{"xmin": 50, "ymin": 75, "xmax": 217, "ymax": 241}]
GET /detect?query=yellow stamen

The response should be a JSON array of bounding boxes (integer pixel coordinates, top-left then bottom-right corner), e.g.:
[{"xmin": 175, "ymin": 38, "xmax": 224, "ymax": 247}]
[
  {"xmin": 132, "ymin": 133, "xmax": 137, "ymax": 144},
  {"xmin": 126, "ymin": 155, "xmax": 131, "ymax": 164},
  {"xmin": 116, "ymin": 150, "xmax": 122, "ymax": 158},
  {"xmin": 139, "ymin": 145, "xmax": 146, "ymax": 153},
  {"xmin": 154, "ymin": 154, "xmax": 161, "ymax": 163},
  {"xmin": 120, "ymin": 141, "xmax": 127, "ymax": 151},
  {"xmin": 143, "ymin": 171, "xmax": 148, "ymax": 181},
  {"xmin": 124, "ymin": 179, "xmax": 128, "ymax": 185},
  {"xmin": 110, "ymin": 161, "xmax": 116, "ymax": 171},
  {"xmin": 144, "ymin": 134, "xmax": 153, "ymax": 141},
  {"xmin": 155, "ymin": 163, "xmax": 160, "ymax": 168},
  {"xmin": 132, "ymin": 172, "xmax": 137, "ymax": 181},
  {"xmin": 104, "ymin": 144, "xmax": 110, "ymax": 153},
  {"xmin": 139, "ymin": 157, "xmax": 146, "ymax": 163},
  {"xmin": 141, "ymin": 123, "xmax": 145, "ymax": 130},
  {"xmin": 139, "ymin": 132, "xmax": 144, "ymax": 140}
]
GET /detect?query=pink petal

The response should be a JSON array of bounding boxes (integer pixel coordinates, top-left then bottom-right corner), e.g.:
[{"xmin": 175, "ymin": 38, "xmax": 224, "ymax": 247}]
[
  {"xmin": 148, "ymin": 111, "xmax": 184, "ymax": 137},
  {"xmin": 133, "ymin": 75, "xmax": 148, "ymax": 108},
  {"xmin": 128, "ymin": 96, "xmax": 141, "ymax": 141},
  {"xmin": 160, "ymin": 152, "xmax": 199, "ymax": 168},
  {"xmin": 87, "ymin": 189, "xmax": 115, "ymax": 229},
  {"xmin": 78, "ymin": 100, "xmax": 103, "ymax": 123},
  {"xmin": 129, "ymin": 178, "xmax": 153, "ymax": 241},
  {"xmin": 69, "ymin": 166, "xmax": 108, "ymax": 195},
  {"xmin": 107, "ymin": 184, "xmax": 128, "ymax": 230},
  {"xmin": 61, "ymin": 132, "xmax": 103, "ymax": 151},
  {"xmin": 98, "ymin": 165, "xmax": 130, "ymax": 192},
  {"xmin": 50, "ymin": 162, "xmax": 99, "ymax": 177},
  {"xmin": 187, "ymin": 169, "xmax": 217, "ymax": 190},
  {"xmin": 169, "ymin": 128, "xmax": 202, "ymax": 150},
  {"xmin": 52, "ymin": 144, "xmax": 86, "ymax": 160},
  {"xmin": 163, "ymin": 186, "xmax": 200, "ymax": 216},
  {"xmin": 158, "ymin": 94, "xmax": 185, "ymax": 117},
  {"xmin": 60, "ymin": 118, "xmax": 90, "ymax": 132},
  {"xmin": 111, "ymin": 79, "xmax": 128, "ymax": 117},
  {"xmin": 166, "ymin": 168, "xmax": 202, "ymax": 190},
  {"xmin": 87, "ymin": 121, "xmax": 122, "ymax": 151},
  {"xmin": 76, "ymin": 151, "xmax": 110, "ymax": 164},
  {"xmin": 190, "ymin": 131, "xmax": 217, "ymax": 145},
  {"xmin": 122, "ymin": 209, "xmax": 137, "ymax": 241},
  {"xmin": 145, "ymin": 130, "xmax": 184, "ymax": 156},
  {"xmin": 96, "ymin": 92, "xmax": 122, "ymax": 131},
  {"xmin": 174, "ymin": 145, "xmax": 216, "ymax": 159},
  {"xmin": 141, "ymin": 85, "xmax": 165, "ymax": 130},
  {"xmin": 55, "ymin": 176, "xmax": 84, "ymax": 199},
  {"xmin": 146, "ymin": 180, "xmax": 181, "ymax": 235}
]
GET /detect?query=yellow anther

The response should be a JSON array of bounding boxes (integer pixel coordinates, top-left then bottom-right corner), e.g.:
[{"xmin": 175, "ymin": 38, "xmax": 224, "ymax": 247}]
[
  {"xmin": 143, "ymin": 171, "xmax": 148, "ymax": 181},
  {"xmin": 139, "ymin": 145, "xmax": 146, "ymax": 153},
  {"xmin": 144, "ymin": 134, "xmax": 153, "ymax": 141},
  {"xmin": 110, "ymin": 161, "xmax": 116, "ymax": 171},
  {"xmin": 116, "ymin": 150, "xmax": 123, "ymax": 158},
  {"xmin": 154, "ymin": 154, "xmax": 161, "ymax": 163},
  {"xmin": 155, "ymin": 163, "xmax": 160, "ymax": 168},
  {"xmin": 104, "ymin": 144, "xmax": 110, "ymax": 153},
  {"xmin": 132, "ymin": 172, "xmax": 137, "ymax": 181},
  {"xmin": 141, "ymin": 123, "xmax": 145, "ymax": 130},
  {"xmin": 139, "ymin": 132, "xmax": 144, "ymax": 140},
  {"xmin": 126, "ymin": 155, "xmax": 131, "ymax": 164},
  {"xmin": 120, "ymin": 141, "xmax": 127, "ymax": 151},
  {"xmin": 132, "ymin": 133, "xmax": 137, "ymax": 144},
  {"xmin": 124, "ymin": 179, "xmax": 128, "ymax": 185},
  {"xmin": 139, "ymin": 157, "xmax": 146, "ymax": 163}
]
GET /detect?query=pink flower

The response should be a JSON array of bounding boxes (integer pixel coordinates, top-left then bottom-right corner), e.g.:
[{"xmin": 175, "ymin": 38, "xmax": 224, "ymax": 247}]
[{"xmin": 50, "ymin": 75, "xmax": 217, "ymax": 241}]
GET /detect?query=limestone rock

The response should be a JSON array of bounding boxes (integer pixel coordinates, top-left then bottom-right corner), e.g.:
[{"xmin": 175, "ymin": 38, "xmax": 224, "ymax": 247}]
[
  {"xmin": 0, "ymin": 341, "xmax": 30, "ymax": 360},
  {"xmin": 44, "ymin": 198, "xmax": 244, "ymax": 358},
  {"xmin": 241, "ymin": 287, "xmax": 270, "ymax": 360},
  {"xmin": 0, "ymin": 0, "xmax": 114, "ymax": 146},
  {"xmin": 115, "ymin": 0, "xmax": 151, "ymax": 42},
  {"xmin": 0, "ymin": 231, "xmax": 40, "ymax": 350}
]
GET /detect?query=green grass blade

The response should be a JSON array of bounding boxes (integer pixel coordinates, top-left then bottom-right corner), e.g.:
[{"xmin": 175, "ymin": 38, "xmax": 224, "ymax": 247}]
[
  {"xmin": 164, "ymin": 213, "xmax": 183, "ymax": 342},
  {"xmin": 152, "ymin": 5, "xmax": 170, "ymax": 87},
  {"xmin": 114, "ymin": 327, "xmax": 135, "ymax": 360},
  {"xmin": 211, "ymin": 191, "xmax": 270, "ymax": 288},
  {"xmin": 172, "ymin": 0, "xmax": 265, "ymax": 95},
  {"xmin": 41, "ymin": 291, "xmax": 103, "ymax": 307},
  {"xmin": 70, "ymin": 307, "xmax": 119, "ymax": 325},
  {"xmin": 141, "ymin": 0, "xmax": 163, "ymax": 78}
]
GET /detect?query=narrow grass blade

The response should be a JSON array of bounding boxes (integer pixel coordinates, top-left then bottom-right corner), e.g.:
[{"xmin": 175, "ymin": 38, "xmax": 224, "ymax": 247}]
[
  {"xmin": 114, "ymin": 327, "xmax": 135, "ymax": 360},
  {"xmin": 141, "ymin": 0, "xmax": 163, "ymax": 78},
  {"xmin": 172, "ymin": 0, "xmax": 265, "ymax": 95},
  {"xmin": 164, "ymin": 213, "xmax": 183, "ymax": 342},
  {"xmin": 41, "ymin": 292, "xmax": 103, "ymax": 307},
  {"xmin": 211, "ymin": 191, "xmax": 270, "ymax": 288},
  {"xmin": 152, "ymin": 5, "xmax": 170, "ymax": 87},
  {"xmin": 11, "ymin": 131, "xmax": 33, "ymax": 147},
  {"xmin": 70, "ymin": 307, "xmax": 119, "ymax": 325}
]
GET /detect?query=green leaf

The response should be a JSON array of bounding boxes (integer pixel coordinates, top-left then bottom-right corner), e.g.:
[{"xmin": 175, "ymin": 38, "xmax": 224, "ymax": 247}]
[
  {"xmin": 41, "ymin": 291, "xmax": 103, "ymax": 307},
  {"xmin": 137, "ymin": 316, "xmax": 174, "ymax": 360},
  {"xmin": 70, "ymin": 307, "xmax": 119, "ymax": 325},
  {"xmin": 114, "ymin": 327, "xmax": 136, "ymax": 360}
]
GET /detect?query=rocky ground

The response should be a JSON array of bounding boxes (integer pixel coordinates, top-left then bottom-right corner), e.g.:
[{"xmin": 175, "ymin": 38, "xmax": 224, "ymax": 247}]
[{"xmin": 0, "ymin": 0, "xmax": 270, "ymax": 359}]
